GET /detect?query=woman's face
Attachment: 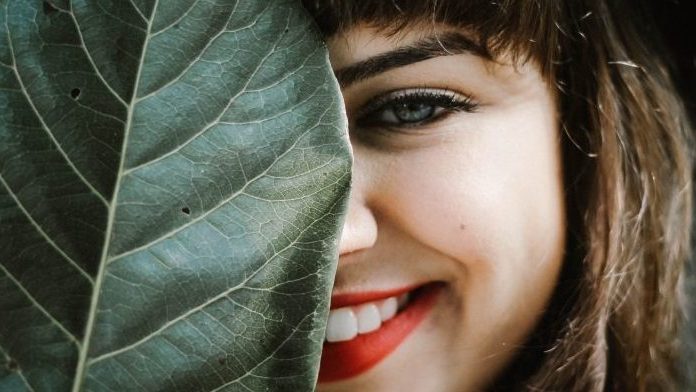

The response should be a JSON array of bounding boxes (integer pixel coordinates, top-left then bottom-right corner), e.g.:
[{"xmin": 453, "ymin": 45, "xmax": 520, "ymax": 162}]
[{"xmin": 318, "ymin": 25, "xmax": 566, "ymax": 392}]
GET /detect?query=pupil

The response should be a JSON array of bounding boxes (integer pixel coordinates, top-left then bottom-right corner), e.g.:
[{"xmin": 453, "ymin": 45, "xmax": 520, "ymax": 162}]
[{"xmin": 394, "ymin": 103, "xmax": 434, "ymax": 123}]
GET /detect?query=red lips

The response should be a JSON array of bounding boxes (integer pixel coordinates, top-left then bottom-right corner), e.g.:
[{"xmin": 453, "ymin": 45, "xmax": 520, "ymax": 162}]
[
  {"xmin": 329, "ymin": 285, "xmax": 417, "ymax": 309},
  {"xmin": 318, "ymin": 283, "xmax": 443, "ymax": 383}
]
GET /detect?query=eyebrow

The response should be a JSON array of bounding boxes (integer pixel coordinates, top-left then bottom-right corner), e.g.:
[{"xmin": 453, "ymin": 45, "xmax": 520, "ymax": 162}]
[{"xmin": 334, "ymin": 32, "xmax": 490, "ymax": 88}]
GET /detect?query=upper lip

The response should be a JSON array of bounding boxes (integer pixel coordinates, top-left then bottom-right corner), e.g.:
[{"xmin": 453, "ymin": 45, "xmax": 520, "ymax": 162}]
[{"xmin": 330, "ymin": 283, "xmax": 423, "ymax": 309}]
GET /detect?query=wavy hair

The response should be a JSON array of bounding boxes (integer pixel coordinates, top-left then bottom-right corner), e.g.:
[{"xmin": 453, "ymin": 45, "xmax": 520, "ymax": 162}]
[{"xmin": 302, "ymin": 1, "xmax": 694, "ymax": 390}]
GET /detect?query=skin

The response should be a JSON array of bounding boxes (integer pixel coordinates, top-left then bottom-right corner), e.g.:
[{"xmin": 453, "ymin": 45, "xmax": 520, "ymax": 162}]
[{"xmin": 318, "ymin": 25, "xmax": 566, "ymax": 391}]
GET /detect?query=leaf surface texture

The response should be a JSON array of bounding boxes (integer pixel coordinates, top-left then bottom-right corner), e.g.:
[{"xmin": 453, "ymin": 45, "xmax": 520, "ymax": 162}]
[{"xmin": 0, "ymin": 0, "xmax": 349, "ymax": 390}]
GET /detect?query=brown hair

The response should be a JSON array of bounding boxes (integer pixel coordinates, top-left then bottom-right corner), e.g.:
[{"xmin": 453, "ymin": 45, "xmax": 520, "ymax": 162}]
[{"xmin": 302, "ymin": 1, "xmax": 694, "ymax": 390}]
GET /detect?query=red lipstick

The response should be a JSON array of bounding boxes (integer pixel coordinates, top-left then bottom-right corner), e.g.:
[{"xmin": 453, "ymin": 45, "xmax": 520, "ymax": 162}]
[
  {"xmin": 329, "ymin": 285, "xmax": 418, "ymax": 310},
  {"xmin": 318, "ymin": 283, "xmax": 442, "ymax": 383}
]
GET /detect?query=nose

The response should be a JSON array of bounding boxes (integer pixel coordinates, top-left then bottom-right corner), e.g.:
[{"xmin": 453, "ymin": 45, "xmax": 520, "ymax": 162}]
[{"xmin": 338, "ymin": 149, "xmax": 378, "ymax": 256}]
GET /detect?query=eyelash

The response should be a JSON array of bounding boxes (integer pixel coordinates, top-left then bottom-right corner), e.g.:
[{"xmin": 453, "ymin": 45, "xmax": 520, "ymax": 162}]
[{"xmin": 354, "ymin": 88, "xmax": 479, "ymax": 129}]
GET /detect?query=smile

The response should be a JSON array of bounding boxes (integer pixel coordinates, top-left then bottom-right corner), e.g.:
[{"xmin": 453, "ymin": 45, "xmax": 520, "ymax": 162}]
[{"xmin": 318, "ymin": 282, "xmax": 444, "ymax": 382}]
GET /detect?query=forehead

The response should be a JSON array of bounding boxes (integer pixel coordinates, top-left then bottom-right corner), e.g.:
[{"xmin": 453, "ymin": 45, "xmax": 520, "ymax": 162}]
[{"xmin": 327, "ymin": 24, "xmax": 435, "ymax": 69}]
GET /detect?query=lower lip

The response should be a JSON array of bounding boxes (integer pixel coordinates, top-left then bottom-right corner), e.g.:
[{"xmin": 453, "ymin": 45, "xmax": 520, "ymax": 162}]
[{"xmin": 318, "ymin": 283, "xmax": 443, "ymax": 383}]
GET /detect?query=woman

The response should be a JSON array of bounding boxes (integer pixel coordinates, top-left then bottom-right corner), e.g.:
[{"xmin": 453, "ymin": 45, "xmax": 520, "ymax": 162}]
[{"xmin": 302, "ymin": 1, "xmax": 694, "ymax": 391}]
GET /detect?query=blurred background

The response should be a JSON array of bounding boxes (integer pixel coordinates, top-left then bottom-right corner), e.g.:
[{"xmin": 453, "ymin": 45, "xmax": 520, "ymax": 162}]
[{"xmin": 650, "ymin": 0, "xmax": 696, "ymax": 120}]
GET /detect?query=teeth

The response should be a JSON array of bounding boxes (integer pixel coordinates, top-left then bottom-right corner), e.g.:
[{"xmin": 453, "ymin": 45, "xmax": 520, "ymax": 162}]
[
  {"xmin": 379, "ymin": 297, "xmax": 398, "ymax": 321},
  {"xmin": 325, "ymin": 308, "xmax": 358, "ymax": 343},
  {"xmin": 326, "ymin": 294, "xmax": 408, "ymax": 343},
  {"xmin": 356, "ymin": 304, "xmax": 381, "ymax": 333}
]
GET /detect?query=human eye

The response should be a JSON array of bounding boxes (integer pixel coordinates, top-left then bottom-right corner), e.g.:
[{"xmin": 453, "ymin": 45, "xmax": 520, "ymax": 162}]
[{"xmin": 354, "ymin": 88, "xmax": 478, "ymax": 130}]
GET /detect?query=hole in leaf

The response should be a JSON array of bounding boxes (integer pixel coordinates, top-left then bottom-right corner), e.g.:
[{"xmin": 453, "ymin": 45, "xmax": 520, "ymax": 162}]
[
  {"xmin": 173, "ymin": 23, "xmax": 180, "ymax": 29},
  {"xmin": 181, "ymin": 207, "xmax": 191, "ymax": 215},
  {"xmin": 7, "ymin": 359, "xmax": 18, "ymax": 371},
  {"xmin": 218, "ymin": 357, "xmax": 226, "ymax": 365},
  {"xmin": 43, "ymin": 1, "xmax": 58, "ymax": 15},
  {"xmin": 70, "ymin": 88, "xmax": 81, "ymax": 99}
]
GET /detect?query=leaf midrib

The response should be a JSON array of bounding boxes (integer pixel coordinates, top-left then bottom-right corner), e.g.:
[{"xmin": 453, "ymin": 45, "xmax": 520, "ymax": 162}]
[{"xmin": 70, "ymin": 0, "xmax": 160, "ymax": 390}]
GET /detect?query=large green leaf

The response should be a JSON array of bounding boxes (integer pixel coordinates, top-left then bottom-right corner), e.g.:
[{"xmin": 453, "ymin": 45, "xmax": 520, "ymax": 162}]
[{"xmin": 0, "ymin": 0, "xmax": 350, "ymax": 390}]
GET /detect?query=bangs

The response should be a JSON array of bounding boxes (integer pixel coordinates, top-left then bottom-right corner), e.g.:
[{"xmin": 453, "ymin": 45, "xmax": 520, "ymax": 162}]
[{"xmin": 301, "ymin": 0, "xmax": 567, "ymax": 76}]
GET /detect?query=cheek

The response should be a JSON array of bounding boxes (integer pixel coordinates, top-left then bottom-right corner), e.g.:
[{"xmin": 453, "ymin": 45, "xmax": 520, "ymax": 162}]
[
  {"xmin": 380, "ymin": 105, "xmax": 565, "ymax": 330},
  {"xmin": 383, "ymin": 122, "xmax": 564, "ymax": 267}
]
